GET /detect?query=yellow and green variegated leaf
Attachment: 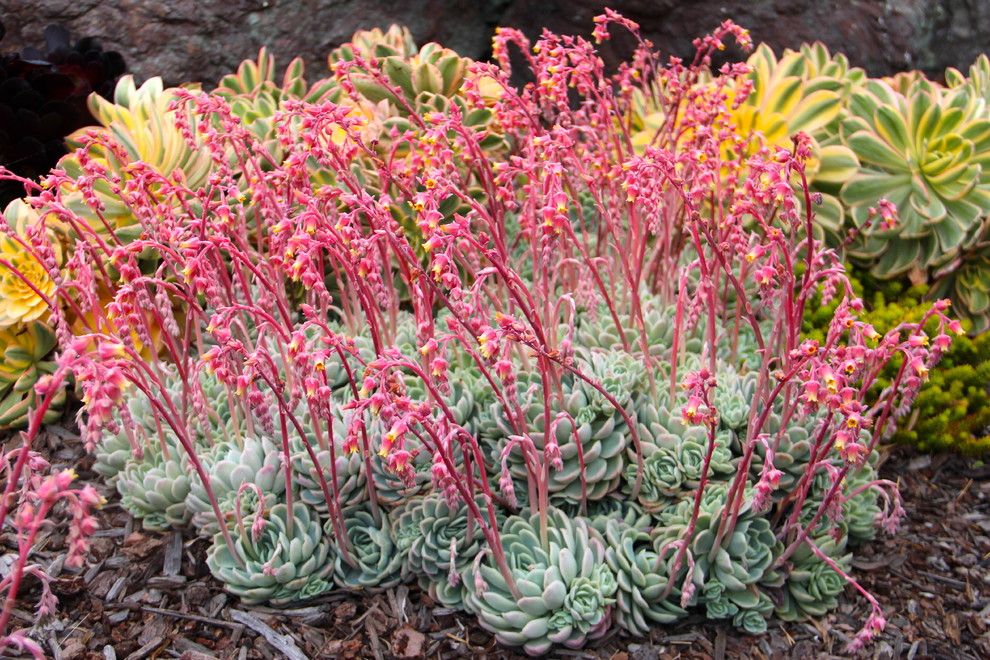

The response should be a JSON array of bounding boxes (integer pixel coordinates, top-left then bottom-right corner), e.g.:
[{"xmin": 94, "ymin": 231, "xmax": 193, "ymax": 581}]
[
  {"xmin": 810, "ymin": 191, "xmax": 844, "ymax": 235},
  {"xmin": 908, "ymin": 186, "xmax": 947, "ymax": 223},
  {"xmin": 382, "ymin": 57, "xmax": 415, "ymax": 99},
  {"xmin": 933, "ymin": 106, "xmax": 965, "ymax": 138},
  {"xmin": 765, "ymin": 76, "xmax": 804, "ymax": 117},
  {"xmin": 875, "ymin": 105, "xmax": 911, "ymax": 155},
  {"xmin": 813, "ymin": 144, "xmax": 859, "ymax": 185},
  {"xmin": 924, "ymin": 159, "xmax": 978, "ymax": 195},
  {"xmin": 846, "ymin": 130, "xmax": 909, "ymax": 171},
  {"xmin": 872, "ymin": 239, "xmax": 923, "ymax": 277},
  {"xmin": 414, "ymin": 61, "xmax": 443, "ymax": 96},
  {"xmin": 788, "ymin": 89, "xmax": 841, "ymax": 134},
  {"xmin": 841, "ymin": 171, "xmax": 912, "ymax": 208}
]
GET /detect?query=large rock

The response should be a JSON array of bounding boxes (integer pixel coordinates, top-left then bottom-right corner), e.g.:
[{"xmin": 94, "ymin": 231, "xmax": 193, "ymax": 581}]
[{"xmin": 1, "ymin": 0, "xmax": 987, "ymax": 85}]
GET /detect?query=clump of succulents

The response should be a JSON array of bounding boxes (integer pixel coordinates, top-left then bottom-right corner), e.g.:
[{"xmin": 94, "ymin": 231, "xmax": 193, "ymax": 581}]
[
  {"xmin": 206, "ymin": 502, "xmax": 333, "ymax": 605},
  {"xmin": 462, "ymin": 508, "xmax": 617, "ymax": 655},
  {"xmin": 22, "ymin": 14, "xmax": 957, "ymax": 660}
]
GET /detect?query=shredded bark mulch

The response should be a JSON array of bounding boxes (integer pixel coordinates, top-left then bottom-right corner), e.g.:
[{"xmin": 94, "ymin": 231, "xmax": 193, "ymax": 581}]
[{"xmin": 3, "ymin": 429, "xmax": 988, "ymax": 659}]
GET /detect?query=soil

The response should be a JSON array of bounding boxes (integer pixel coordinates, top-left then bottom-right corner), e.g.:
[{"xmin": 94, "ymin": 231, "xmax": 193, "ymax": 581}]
[{"xmin": 2, "ymin": 428, "xmax": 988, "ymax": 660}]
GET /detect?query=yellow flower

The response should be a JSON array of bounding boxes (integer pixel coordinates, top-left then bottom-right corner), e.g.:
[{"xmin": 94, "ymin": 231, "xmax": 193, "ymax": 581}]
[{"xmin": 0, "ymin": 200, "xmax": 56, "ymax": 327}]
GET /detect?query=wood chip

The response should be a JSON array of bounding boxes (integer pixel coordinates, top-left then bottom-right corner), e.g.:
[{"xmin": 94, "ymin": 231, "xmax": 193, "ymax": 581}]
[
  {"xmin": 163, "ymin": 531, "xmax": 183, "ymax": 576},
  {"xmin": 106, "ymin": 575, "xmax": 127, "ymax": 602},
  {"xmin": 124, "ymin": 637, "xmax": 163, "ymax": 660},
  {"xmin": 229, "ymin": 609, "xmax": 308, "ymax": 660}
]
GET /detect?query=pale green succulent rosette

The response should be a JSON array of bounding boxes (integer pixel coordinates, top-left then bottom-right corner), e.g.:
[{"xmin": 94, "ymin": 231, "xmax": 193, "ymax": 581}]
[
  {"xmin": 330, "ymin": 503, "xmax": 404, "ymax": 590},
  {"xmin": 206, "ymin": 502, "xmax": 333, "ymax": 605},
  {"xmin": 116, "ymin": 433, "xmax": 192, "ymax": 531},
  {"xmin": 389, "ymin": 495, "xmax": 429, "ymax": 562},
  {"xmin": 489, "ymin": 352, "xmax": 641, "ymax": 505},
  {"xmin": 187, "ymin": 434, "xmax": 287, "ymax": 538},
  {"xmin": 582, "ymin": 497, "xmax": 651, "ymax": 534},
  {"xmin": 290, "ymin": 410, "xmax": 369, "ymax": 515},
  {"xmin": 651, "ymin": 481, "xmax": 777, "ymax": 633},
  {"xmin": 623, "ymin": 395, "xmax": 736, "ymax": 513},
  {"xmin": 92, "ymin": 426, "xmax": 136, "ymax": 485},
  {"xmin": 714, "ymin": 366, "xmax": 757, "ymax": 431},
  {"xmin": 93, "ymin": 385, "xmax": 162, "ymax": 484},
  {"xmin": 369, "ymin": 430, "xmax": 434, "ymax": 507},
  {"xmin": 461, "ymin": 508, "xmax": 617, "ymax": 655},
  {"xmin": 775, "ymin": 534, "xmax": 851, "ymax": 621},
  {"xmin": 397, "ymin": 493, "xmax": 499, "ymax": 608},
  {"xmin": 743, "ymin": 410, "xmax": 820, "ymax": 494},
  {"xmin": 403, "ymin": 371, "xmax": 480, "ymax": 435},
  {"xmin": 602, "ymin": 519, "xmax": 687, "ymax": 636}
]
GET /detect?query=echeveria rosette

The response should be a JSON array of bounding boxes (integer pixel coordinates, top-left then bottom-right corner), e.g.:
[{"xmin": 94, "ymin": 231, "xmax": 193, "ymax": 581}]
[
  {"xmin": 490, "ymin": 353, "xmax": 637, "ymax": 505},
  {"xmin": 164, "ymin": 366, "xmax": 239, "ymax": 442},
  {"xmin": 603, "ymin": 519, "xmax": 687, "ymax": 636},
  {"xmin": 652, "ymin": 483, "xmax": 776, "ymax": 632},
  {"xmin": 399, "ymin": 493, "xmax": 499, "ymax": 608},
  {"xmin": 403, "ymin": 369, "xmax": 480, "ymax": 435},
  {"xmin": 331, "ymin": 503, "xmax": 404, "ymax": 590},
  {"xmin": 572, "ymin": 292, "xmax": 701, "ymax": 362},
  {"xmin": 583, "ymin": 497, "xmax": 651, "ymax": 535},
  {"xmin": 291, "ymin": 409, "xmax": 369, "ymax": 514},
  {"xmin": 839, "ymin": 78, "xmax": 990, "ymax": 279},
  {"xmin": 714, "ymin": 366, "xmax": 757, "ymax": 431},
  {"xmin": 625, "ymin": 397, "xmax": 736, "ymax": 512},
  {"xmin": 461, "ymin": 508, "xmax": 617, "ymax": 655},
  {"xmin": 115, "ymin": 434, "xmax": 192, "ymax": 531},
  {"xmin": 187, "ymin": 434, "xmax": 287, "ymax": 537},
  {"xmin": 775, "ymin": 534, "xmax": 851, "ymax": 621},
  {"xmin": 206, "ymin": 502, "xmax": 333, "ymax": 605},
  {"xmin": 369, "ymin": 427, "xmax": 433, "ymax": 507},
  {"xmin": 744, "ymin": 410, "xmax": 819, "ymax": 494}
]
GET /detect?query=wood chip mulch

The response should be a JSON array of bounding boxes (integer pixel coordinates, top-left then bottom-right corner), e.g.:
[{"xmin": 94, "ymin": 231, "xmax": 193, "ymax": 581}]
[{"xmin": 2, "ymin": 429, "xmax": 988, "ymax": 660}]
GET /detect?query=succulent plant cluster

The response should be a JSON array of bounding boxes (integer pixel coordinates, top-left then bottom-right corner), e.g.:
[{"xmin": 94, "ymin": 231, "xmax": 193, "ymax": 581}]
[
  {"xmin": 91, "ymin": 285, "xmax": 887, "ymax": 650},
  {"xmin": 13, "ymin": 13, "xmax": 953, "ymax": 659}
]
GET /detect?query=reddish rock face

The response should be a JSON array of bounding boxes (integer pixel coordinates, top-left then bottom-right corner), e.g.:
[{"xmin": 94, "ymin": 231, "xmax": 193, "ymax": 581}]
[{"xmin": 0, "ymin": 0, "xmax": 987, "ymax": 85}]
